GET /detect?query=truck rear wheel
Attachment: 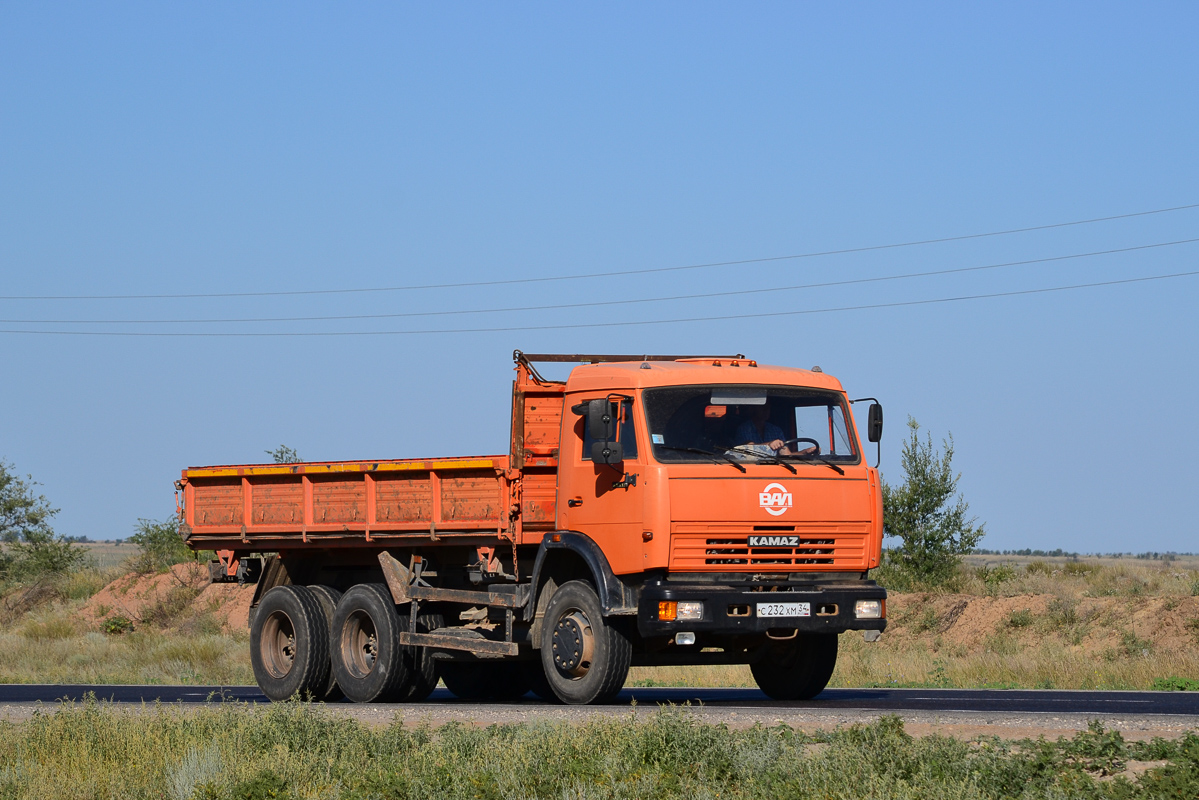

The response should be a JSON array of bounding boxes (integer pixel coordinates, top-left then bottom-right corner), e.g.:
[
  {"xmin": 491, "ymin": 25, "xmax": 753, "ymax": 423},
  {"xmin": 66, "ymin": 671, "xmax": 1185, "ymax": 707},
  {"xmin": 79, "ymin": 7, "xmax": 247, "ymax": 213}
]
[
  {"xmin": 539, "ymin": 580, "xmax": 631, "ymax": 705},
  {"xmin": 440, "ymin": 661, "xmax": 530, "ymax": 701},
  {"xmin": 308, "ymin": 585, "xmax": 345, "ymax": 702},
  {"xmin": 330, "ymin": 584, "xmax": 410, "ymax": 703},
  {"xmin": 250, "ymin": 585, "xmax": 332, "ymax": 702},
  {"xmin": 750, "ymin": 633, "xmax": 838, "ymax": 701}
]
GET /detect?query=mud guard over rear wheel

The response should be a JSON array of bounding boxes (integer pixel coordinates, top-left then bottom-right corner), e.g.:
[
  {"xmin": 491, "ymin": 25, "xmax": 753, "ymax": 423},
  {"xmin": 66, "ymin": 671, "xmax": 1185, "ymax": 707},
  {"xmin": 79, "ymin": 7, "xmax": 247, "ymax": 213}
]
[
  {"xmin": 250, "ymin": 585, "xmax": 332, "ymax": 702},
  {"xmin": 538, "ymin": 579, "xmax": 631, "ymax": 704},
  {"xmin": 750, "ymin": 633, "xmax": 839, "ymax": 701}
]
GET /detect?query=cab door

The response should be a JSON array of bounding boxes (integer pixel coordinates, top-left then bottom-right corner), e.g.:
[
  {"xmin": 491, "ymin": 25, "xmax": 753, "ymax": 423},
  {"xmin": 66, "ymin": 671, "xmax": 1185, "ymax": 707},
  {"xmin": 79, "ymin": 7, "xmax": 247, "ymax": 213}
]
[{"xmin": 557, "ymin": 395, "xmax": 646, "ymax": 575}]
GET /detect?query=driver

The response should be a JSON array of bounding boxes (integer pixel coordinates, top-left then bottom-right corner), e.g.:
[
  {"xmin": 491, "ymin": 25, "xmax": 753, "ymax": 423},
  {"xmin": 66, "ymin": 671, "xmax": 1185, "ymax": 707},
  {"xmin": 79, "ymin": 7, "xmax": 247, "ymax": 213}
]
[
  {"xmin": 735, "ymin": 405, "xmax": 818, "ymax": 457},
  {"xmin": 735, "ymin": 405, "xmax": 792, "ymax": 455}
]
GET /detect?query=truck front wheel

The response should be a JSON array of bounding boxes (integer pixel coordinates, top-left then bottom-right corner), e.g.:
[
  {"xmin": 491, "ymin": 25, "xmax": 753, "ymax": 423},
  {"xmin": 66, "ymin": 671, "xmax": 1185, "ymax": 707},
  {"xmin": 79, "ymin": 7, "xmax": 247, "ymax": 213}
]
[
  {"xmin": 750, "ymin": 633, "xmax": 838, "ymax": 701},
  {"xmin": 330, "ymin": 584, "xmax": 410, "ymax": 703},
  {"xmin": 538, "ymin": 580, "xmax": 631, "ymax": 704},
  {"xmin": 250, "ymin": 585, "xmax": 332, "ymax": 702}
]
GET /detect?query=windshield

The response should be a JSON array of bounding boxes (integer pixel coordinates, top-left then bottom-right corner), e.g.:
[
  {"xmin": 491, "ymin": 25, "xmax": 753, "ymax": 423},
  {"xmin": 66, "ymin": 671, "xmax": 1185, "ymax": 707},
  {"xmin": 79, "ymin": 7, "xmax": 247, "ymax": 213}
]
[{"xmin": 643, "ymin": 385, "xmax": 859, "ymax": 465}]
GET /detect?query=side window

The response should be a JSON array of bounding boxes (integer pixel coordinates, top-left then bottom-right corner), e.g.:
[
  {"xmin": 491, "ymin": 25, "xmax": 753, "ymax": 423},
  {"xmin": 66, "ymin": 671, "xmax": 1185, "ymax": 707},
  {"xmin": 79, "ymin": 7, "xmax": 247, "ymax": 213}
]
[
  {"xmin": 582, "ymin": 399, "xmax": 639, "ymax": 460},
  {"xmin": 794, "ymin": 403, "xmax": 855, "ymax": 457}
]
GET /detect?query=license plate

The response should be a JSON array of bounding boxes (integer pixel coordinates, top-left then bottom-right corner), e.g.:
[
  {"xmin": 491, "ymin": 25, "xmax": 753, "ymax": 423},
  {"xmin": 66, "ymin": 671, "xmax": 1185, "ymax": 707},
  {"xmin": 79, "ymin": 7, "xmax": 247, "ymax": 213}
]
[{"xmin": 756, "ymin": 602, "xmax": 810, "ymax": 618}]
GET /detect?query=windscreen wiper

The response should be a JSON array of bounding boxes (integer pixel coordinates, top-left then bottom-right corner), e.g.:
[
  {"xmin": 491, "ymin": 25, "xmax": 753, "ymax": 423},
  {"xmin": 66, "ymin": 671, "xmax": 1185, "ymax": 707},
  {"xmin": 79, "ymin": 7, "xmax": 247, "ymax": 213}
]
[
  {"xmin": 723, "ymin": 446, "xmax": 797, "ymax": 474},
  {"xmin": 657, "ymin": 445, "xmax": 747, "ymax": 473},
  {"xmin": 786, "ymin": 453, "xmax": 845, "ymax": 475}
]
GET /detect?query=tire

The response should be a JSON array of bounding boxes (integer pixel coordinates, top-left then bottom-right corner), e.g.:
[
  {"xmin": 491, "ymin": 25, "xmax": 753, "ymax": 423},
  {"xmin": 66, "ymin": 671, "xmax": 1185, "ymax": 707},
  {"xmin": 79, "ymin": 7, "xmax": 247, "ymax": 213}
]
[
  {"xmin": 750, "ymin": 634, "xmax": 839, "ymax": 701},
  {"xmin": 308, "ymin": 585, "xmax": 345, "ymax": 702},
  {"xmin": 330, "ymin": 584, "xmax": 410, "ymax": 703},
  {"xmin": 249, "ymin": 585, "xmax": 332, "ymax": 702},
  {"xmin": 538, "ymin": 580, "xmax": 631, "ymax": 705},
  {"xmin": 440, "ymin": 661, "xmax": 531, "ymax": 701},
  {"xmin": 398, "ymin": 613, "xmax": 443, "ymax": 702}
]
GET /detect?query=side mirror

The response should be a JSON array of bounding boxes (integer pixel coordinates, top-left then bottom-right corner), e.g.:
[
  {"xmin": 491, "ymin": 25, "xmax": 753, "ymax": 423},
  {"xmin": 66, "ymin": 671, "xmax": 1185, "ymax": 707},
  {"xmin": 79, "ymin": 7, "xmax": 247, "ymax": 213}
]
[
  {"xmin": 591, "ymin": 440, "xmax": 624, "ymax": 465},
  {"xmin": 587, "ymin": 398, "xmax": 615, "ymax": 441},
  {"xmin": 867, "ymin": 403, "xmax": 883, "ymax": 443}
]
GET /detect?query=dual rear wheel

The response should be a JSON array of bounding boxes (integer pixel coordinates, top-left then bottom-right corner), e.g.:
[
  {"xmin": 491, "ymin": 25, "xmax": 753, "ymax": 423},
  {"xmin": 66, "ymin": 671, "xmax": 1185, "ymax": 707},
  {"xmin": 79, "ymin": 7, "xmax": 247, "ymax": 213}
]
[{"xmin": 250, "ymin": 584, "xmax": 439, "ymax": 703}]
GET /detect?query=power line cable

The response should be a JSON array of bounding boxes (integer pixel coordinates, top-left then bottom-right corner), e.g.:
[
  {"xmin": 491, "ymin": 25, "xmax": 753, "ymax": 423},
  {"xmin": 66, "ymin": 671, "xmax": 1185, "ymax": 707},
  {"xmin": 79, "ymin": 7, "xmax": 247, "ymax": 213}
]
[
  {"xmin": 5, "ymin": 237, "xmax": 1197, "ymax": 325},
  {"xmin": 2, "ymin": 202, "xmax": 1196, "ymax": 301},
  {"xmin": 2, "ymin": 269, "xmax": 1194, "ymax": 337}
]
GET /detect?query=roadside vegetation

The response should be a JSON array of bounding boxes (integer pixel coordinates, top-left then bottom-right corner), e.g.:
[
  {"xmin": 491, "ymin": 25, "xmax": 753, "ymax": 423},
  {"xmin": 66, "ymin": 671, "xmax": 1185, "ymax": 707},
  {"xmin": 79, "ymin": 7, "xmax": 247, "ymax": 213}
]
[{"xmin": 1, "ymin": 702, "xmax": 1196, "ymax": 799}]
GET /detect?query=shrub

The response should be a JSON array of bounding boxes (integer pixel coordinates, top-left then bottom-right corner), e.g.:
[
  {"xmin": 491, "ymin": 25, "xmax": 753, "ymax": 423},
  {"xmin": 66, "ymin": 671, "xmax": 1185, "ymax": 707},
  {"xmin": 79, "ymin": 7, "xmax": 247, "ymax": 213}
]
[
  {"xmin": 1025, "ymin": 560, "xmax": 1052, "ymax": 575},
  {"xmin": 1152, "ymin": 676, "xmax": 1199, "ymax": 691},
  {"xmin": 102, "ymin": 615, "xmax": 134, "ymax": 635},
  {"xmin": 0, "ymin": 460, "xmax": 90, "ymax": 582},
  {"xmin": 1046, "ymin": 596, "xmax": 1078, "ymax": 629},
  {"xmin": 1062, "ymin": 561, "xmax": 1094, "ymax": 577},
  {"xmin": 913, "ymin": 606, "xmax": 939, "ymax": 633},
  {"xmin": 881, "ymin": 418, "xmax": 984, "ymax": 588},
  {"xmin": 1006, "ymin": 609, "xmax": 1034, "ymax": 628},
  {"xmin": 976, "ymin": 563, "xmax": 1016, "ymax": 593},
  {"xmin": 3, "ymin": 530, "xmax": 90, "ymax": 581},
  {"xmin": 129, "ymin": 517, "xmax": 193, "ymax": 573},
  {"xmin": 265, "ymin": 445, "xmax": 302, "ymax": 464},
  {"xmin": 1120, "ymin": 630, "xmax": 1153, "ymax": 658}
]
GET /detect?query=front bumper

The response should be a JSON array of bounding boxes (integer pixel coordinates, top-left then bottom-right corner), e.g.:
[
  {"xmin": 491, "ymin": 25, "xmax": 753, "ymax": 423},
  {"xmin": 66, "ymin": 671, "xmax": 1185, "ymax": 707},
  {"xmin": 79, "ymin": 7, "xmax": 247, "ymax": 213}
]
[{"xmin": 636, "ymin": 580, "xmax": 887, "ymax": 638}]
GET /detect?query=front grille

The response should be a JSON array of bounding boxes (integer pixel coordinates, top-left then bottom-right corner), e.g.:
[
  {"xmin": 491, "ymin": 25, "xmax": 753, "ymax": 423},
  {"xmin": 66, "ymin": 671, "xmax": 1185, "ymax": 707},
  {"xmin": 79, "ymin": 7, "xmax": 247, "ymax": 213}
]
[
  {"xmin": 704, "ymin": 537, "xmax": 837, "ymax": 565},
  {"xmin": 670, "ymin": 526, "xmax": 870, "ymax": 570}
]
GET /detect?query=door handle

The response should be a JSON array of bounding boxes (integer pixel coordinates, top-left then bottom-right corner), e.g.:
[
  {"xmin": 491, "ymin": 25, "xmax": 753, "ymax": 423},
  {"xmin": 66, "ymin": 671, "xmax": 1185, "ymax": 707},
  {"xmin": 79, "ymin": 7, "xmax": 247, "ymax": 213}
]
[{"xmin": 567, "ymin": 498, "xmax": 583, "ymax": 508}]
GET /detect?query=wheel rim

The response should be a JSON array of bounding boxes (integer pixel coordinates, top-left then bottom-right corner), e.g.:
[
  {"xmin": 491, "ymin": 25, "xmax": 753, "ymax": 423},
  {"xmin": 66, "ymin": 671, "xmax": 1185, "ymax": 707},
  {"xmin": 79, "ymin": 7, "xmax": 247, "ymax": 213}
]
[
  {"xmin": 341, "ymin": 609, "xmax": 380, "ymax": 679},
  {"xmin": 260, "ymin": 610, "xmax": 296, "ymax": 679},
  {"xmin": 551, "ymin": 608, "xmax": 594, "ymax": 679}
]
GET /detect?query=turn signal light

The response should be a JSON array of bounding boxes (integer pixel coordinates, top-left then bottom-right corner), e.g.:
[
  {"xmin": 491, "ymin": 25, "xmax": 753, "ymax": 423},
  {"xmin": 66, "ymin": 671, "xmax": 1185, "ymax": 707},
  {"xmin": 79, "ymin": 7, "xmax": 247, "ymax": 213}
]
[
  {"xmin": 658, "ymin": 601, "xmax": 677, "ymax": 621},
  {"xmin": 854, "ymin": 599, "xmax": 884, "ymax": 619}
]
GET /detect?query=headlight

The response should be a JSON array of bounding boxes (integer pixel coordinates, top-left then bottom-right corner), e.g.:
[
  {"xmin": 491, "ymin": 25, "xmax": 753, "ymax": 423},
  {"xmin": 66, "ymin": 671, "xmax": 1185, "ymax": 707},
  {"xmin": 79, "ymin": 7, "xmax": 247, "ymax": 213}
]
[
  {"xmin": 657, "ymin": 600, "xmax": 704, "ymax": 621},
  {"xmin": 854, "ymin": 599, "xmax": 883, "ymax": 619}
]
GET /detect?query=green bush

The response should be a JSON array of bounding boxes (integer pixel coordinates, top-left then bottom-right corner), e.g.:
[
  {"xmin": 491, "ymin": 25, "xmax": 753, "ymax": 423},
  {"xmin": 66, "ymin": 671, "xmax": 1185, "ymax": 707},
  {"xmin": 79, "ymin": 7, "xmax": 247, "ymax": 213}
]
[
  {"xmin": 880, "ymin": 418, "xmax": 984, "ymax": 588},
  {"xmin": 1006, "ymin": 609, "xmax": 1034, "ymax": 628},
  {"xmin": 129, "ymin": 517, "xmax": 194, "ymax": 573},
  {"xmin": 0, "ymin": 459, "xmax": 89, "ymax": 582},
  {"xmin": 1152, "ymin": 676, "xmax": 1199, "ymax": 691},
  {"xmin": 102, "ymin": 615, "xmax": 134, "ymax": 635}
]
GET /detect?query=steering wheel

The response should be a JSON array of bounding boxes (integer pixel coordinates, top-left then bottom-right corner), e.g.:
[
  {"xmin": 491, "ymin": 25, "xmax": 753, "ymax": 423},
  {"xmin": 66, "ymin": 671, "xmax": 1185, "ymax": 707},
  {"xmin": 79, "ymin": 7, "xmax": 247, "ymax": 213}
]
[{"xmin": 782, "ymin": 437, "xmax": 821, "ymax": 455}]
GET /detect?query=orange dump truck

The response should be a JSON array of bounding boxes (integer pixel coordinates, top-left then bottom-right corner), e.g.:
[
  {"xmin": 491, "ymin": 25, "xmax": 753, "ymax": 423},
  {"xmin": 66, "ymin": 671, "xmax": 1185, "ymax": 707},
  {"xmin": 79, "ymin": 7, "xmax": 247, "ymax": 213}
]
[{"xmin": 177, "ymin": 351, "xmax": 887, "ymax": 704}]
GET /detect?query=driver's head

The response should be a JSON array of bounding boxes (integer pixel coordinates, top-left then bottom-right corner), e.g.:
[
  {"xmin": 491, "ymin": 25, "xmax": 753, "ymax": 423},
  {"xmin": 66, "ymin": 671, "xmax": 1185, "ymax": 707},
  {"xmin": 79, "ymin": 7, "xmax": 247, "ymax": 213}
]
[{"xmin": 750, "ymin": 404, "xmax": 770, "ymax": 424}]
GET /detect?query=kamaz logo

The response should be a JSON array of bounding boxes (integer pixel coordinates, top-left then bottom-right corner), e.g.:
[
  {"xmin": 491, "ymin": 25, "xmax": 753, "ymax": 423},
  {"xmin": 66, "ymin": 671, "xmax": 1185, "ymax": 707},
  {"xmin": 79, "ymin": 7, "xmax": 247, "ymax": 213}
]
[
  {"xmin": 758, "ymin": 482, "xmax": 793, "ymax": 516},
  {"xmin": 748, "ymin": 535, "xmax": 799, "ymax": 548}
]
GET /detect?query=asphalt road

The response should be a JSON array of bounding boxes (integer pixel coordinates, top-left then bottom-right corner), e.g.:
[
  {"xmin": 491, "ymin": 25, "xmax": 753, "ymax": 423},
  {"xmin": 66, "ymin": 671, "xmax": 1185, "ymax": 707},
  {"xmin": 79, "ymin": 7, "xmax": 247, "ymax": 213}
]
[{"xmin": 3, "ymin": 685, "xmax": 1198, "ymax": 716}]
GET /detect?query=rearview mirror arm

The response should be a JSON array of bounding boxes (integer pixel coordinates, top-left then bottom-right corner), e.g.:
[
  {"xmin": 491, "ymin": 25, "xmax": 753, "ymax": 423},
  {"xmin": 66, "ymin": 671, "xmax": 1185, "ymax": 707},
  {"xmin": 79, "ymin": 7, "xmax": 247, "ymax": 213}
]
[{"xmin": 850, "ymin": 397, "xmax": 882, "ymax": 469}]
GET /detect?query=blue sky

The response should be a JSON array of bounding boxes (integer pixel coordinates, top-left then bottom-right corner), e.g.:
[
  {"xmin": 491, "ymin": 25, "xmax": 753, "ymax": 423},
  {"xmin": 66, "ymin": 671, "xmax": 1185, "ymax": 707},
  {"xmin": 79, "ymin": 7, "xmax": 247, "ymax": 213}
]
[{"xmin": 1, "ymin": 4, "xmax": 1196, "ymax": 551}]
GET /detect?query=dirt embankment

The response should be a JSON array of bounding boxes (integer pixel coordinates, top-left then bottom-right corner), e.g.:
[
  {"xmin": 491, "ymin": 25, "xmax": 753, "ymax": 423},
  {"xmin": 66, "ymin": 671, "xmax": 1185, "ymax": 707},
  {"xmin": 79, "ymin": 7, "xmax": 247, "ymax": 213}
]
[
  {"xmin": 885, "ymin": 592, "xmax": 1199, "ymax": 655},
  {"xmin": 80, "ymin": 562, "xmax": 255, "ymax": 634}
]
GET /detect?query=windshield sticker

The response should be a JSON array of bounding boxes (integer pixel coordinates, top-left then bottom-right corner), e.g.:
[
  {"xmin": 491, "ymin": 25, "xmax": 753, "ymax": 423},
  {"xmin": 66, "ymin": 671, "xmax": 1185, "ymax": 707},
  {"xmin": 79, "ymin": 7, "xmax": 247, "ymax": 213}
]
[
  {"xmin": 758, "ymin": 482, "xmax": 793, "ymax": 516},
  {"xmin": 652, "ymin": 434, "xmax": 664, "ymax": 444}
]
